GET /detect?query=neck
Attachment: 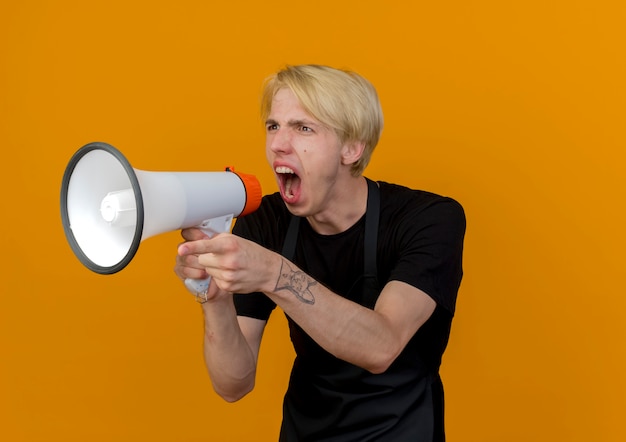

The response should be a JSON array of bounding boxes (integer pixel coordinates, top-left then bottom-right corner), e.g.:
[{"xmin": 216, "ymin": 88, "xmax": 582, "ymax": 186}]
[{"xmin": 306, "ymin": 176, "xmax": 369, "ymax": 235}]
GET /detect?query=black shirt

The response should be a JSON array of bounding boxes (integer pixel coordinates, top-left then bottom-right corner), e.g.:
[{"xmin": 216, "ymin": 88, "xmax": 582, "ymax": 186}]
[{"xmin": 233, "ymin": 180, "xmax": 466, "ymax": 441}]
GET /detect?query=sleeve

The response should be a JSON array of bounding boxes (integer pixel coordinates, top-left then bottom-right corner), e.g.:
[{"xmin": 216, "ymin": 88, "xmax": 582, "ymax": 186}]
[{"xmin": 389, "ymin": 197, "xmax": 466, "ymax": 315}]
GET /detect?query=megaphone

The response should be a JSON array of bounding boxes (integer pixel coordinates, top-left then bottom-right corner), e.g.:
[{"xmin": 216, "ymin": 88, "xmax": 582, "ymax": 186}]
[{"xmin": 60, "ymin": 141, "xmax": 262, "ymax": 294}]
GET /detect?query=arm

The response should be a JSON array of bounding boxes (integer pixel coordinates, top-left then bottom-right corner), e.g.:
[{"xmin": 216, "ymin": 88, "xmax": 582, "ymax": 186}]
[
  {"xmin": 266, "ymin": 257, "xmax": 436, "ymax": 374},
  {"xmin": 175, "ymin": 228, "xmax": 266, "ymax": 402},
  {"xmin": 200, "ymin": 292, "xmax": 266, "ymax": 402},
  {"xmin": 181, "ymin": 235, "xmax": 435, "ymax": 374}
]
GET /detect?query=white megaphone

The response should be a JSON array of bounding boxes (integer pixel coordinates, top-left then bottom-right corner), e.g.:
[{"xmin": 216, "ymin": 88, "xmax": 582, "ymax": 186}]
[{"xmin": 60, "ymin": 141, "xmax": 262, "ymax": 295}]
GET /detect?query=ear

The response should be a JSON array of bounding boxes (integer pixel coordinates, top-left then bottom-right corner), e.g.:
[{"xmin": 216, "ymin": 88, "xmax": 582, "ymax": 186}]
[{"xmin": 341, "ymin": 140, "xmax": 366, "ymax": 166}]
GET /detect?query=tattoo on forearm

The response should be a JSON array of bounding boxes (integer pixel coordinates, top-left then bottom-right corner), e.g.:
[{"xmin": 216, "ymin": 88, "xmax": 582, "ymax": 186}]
[{"xmin": 275, "ymin": 260, "xmax": 316, "ymax": 304}]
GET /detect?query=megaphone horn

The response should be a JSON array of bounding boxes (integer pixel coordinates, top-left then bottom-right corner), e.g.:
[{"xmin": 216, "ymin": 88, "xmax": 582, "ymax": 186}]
[{"xmin": 60, "ymin": 142, "xmax": 263, "ymax": 292}]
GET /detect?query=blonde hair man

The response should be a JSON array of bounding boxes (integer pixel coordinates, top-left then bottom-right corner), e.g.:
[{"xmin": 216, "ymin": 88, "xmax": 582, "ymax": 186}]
[{"xmin": 176, "ymin": 64, "xmax": 466, "ymax": 441}]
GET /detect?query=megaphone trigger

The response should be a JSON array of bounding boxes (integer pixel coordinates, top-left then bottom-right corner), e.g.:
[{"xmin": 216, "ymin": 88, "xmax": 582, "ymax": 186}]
[{"xmin": 197, "ymin": 214, "xmax": 234, "ymax": 237}]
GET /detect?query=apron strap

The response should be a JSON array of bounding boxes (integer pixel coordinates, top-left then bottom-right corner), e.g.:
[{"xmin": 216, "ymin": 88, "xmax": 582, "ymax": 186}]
[
  {"xmin": 282, "ymin": 213, "xmax": 300, "ymax": 260},
  {"xmin": 363, "ymin": 178, "xmax": 380, "ymax": 278}
]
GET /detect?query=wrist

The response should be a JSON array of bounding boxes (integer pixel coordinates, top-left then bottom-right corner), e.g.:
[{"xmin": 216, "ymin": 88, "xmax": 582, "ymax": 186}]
[
  {"xmin": 200, "ymin": 293, "xmax": 237, "ymax": 322},
  {"xmin": 198, "ymin": 289, "xmax": 233, "ymax": 308},
  {"xmin": 263, "ymin": 252, "xmax": 285, "ymax": 294}
]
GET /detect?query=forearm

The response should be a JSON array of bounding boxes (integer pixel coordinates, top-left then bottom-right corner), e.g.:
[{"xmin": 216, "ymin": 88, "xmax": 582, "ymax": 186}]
[
  {"xmin": 264, "ymin": 259, "xmax": 416, "ymax": 373},
  {"xmin": 201, "ymin": 296, "xmax": 257, "ymax": 402}
]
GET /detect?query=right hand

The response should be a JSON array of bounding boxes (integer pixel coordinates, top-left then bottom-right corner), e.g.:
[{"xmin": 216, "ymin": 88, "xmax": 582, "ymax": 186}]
[
  {"xmin": 174, "ymin": 227, "xmax": 210, "ymax": 278},
  {"xmin": 174, "ymin": 227, "xmax": 229, "ymax": 302}
]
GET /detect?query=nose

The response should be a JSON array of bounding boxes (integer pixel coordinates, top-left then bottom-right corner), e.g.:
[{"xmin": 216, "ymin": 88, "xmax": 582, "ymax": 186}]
[{"xmin": 267, "ymin": 127, "xmax": 292, "ymax": 154}]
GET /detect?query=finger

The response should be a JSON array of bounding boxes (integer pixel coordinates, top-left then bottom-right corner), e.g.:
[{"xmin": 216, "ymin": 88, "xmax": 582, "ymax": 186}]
[
  {"xmin": 181, "ymin": 266, "xmax": 209, "ymax": 280},
  {"xmin": 178, "ymin": 238, "xmax": 213, "ymax": 256},
  {"xmin": 180, "ymin": 227, "xmax": 210, "ymax": 241},
  {"xmin": 178, "ymin": 232, "xmax": 235, "ymax": 256},
  {"xmin": 174, "ymin": 259, "xmax": 209, "ymax": 281}
]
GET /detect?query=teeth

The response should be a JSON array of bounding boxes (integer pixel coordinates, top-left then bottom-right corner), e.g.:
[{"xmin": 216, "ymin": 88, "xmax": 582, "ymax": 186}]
[{"xmin": 275, "ymin": 166, "xmax": 295, "ymax": 174}]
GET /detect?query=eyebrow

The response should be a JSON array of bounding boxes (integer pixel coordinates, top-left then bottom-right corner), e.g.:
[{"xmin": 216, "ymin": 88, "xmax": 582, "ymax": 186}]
[{"xmin": 265, "ymin": 118, "xmax": 319, "ymax": 128}]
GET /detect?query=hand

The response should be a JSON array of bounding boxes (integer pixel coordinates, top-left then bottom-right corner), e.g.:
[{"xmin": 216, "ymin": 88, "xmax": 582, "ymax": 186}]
[
  {"xmin": 177, "ymin": 232, "xmax": 281, "ymax": 295},
  {"xmin": 174, "ymin": 227, "xmax": 210, "ymax": 281}
]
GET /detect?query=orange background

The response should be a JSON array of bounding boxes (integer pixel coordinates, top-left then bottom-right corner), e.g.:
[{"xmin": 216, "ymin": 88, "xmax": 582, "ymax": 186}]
[{"xmin": 1, "ymin": 1, "xmax": 624, "ymax": 441}]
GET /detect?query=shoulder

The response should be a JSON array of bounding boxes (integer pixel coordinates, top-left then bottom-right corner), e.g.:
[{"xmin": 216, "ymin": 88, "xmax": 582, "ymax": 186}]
[{"xmin": 377, "ymin": 181, "xmax": 465, "ymax": 227}]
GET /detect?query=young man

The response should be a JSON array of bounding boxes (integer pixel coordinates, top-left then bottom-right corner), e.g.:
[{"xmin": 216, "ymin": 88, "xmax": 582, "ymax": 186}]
[{"xmin": 175, "ymin": 64, "xmax": 466, "ymax": 441}]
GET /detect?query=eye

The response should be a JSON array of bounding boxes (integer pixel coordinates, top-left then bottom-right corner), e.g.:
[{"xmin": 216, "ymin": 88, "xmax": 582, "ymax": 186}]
[
  {"xmin": 266, "ymin": 123, "xmax": 279, "ymax": 132},
  {"xmin": 299, "ymin": 125, "xmax": 313, "ymax": 133}
]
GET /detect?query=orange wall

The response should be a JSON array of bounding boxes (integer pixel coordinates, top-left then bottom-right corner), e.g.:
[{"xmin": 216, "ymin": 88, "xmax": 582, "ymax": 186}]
[{"xmin": 1, "ymin": 1, "xmax": 624, "ymax": 441}]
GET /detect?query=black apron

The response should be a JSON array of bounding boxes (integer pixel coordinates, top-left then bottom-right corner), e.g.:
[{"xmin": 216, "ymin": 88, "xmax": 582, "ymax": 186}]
[{"xmin": 278, "ymin": 178, "xmax": 442, "ymax": 441}]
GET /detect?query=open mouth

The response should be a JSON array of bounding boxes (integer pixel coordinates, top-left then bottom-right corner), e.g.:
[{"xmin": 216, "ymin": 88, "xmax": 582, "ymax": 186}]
[{"xmin": 275, "ymin": 166, "xmax": 301, "ymax": 202}]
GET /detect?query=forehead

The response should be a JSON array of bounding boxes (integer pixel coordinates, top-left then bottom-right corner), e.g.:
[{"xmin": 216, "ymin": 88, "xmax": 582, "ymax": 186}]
[
  {"xmin": 270, "ymin": 88, "xmax": 313, "ymax": 119},
  {"xmin": 268, "ymin": 88, "xmax": 337, "ymax": 138}
]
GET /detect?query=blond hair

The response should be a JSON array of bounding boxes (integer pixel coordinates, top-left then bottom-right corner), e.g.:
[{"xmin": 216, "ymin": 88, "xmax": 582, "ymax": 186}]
[{"xmin": 261, "ymin": 64, "xmax": 383, "ymax": 176}]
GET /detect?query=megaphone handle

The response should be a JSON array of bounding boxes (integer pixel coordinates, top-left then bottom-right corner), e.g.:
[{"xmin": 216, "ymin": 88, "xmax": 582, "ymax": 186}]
[{"xmin": 184, "ymin": 214, "xmax": 234, "ymax": 302}]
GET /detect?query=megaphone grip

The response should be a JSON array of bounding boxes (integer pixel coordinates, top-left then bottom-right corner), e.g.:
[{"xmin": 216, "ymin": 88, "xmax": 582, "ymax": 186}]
[
  {"xmin": 183, "ymin": 214, "xmax": 234, "ymax": 302},
  {"xmin": 185, "ymin": 278, "xmax": 211, "ymax": 302}
]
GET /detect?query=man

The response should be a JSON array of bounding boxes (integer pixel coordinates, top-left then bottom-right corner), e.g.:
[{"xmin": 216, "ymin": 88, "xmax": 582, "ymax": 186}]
[{"xmin": 175, "ymin": 64, "xmax": 466, "ymax": 441}]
